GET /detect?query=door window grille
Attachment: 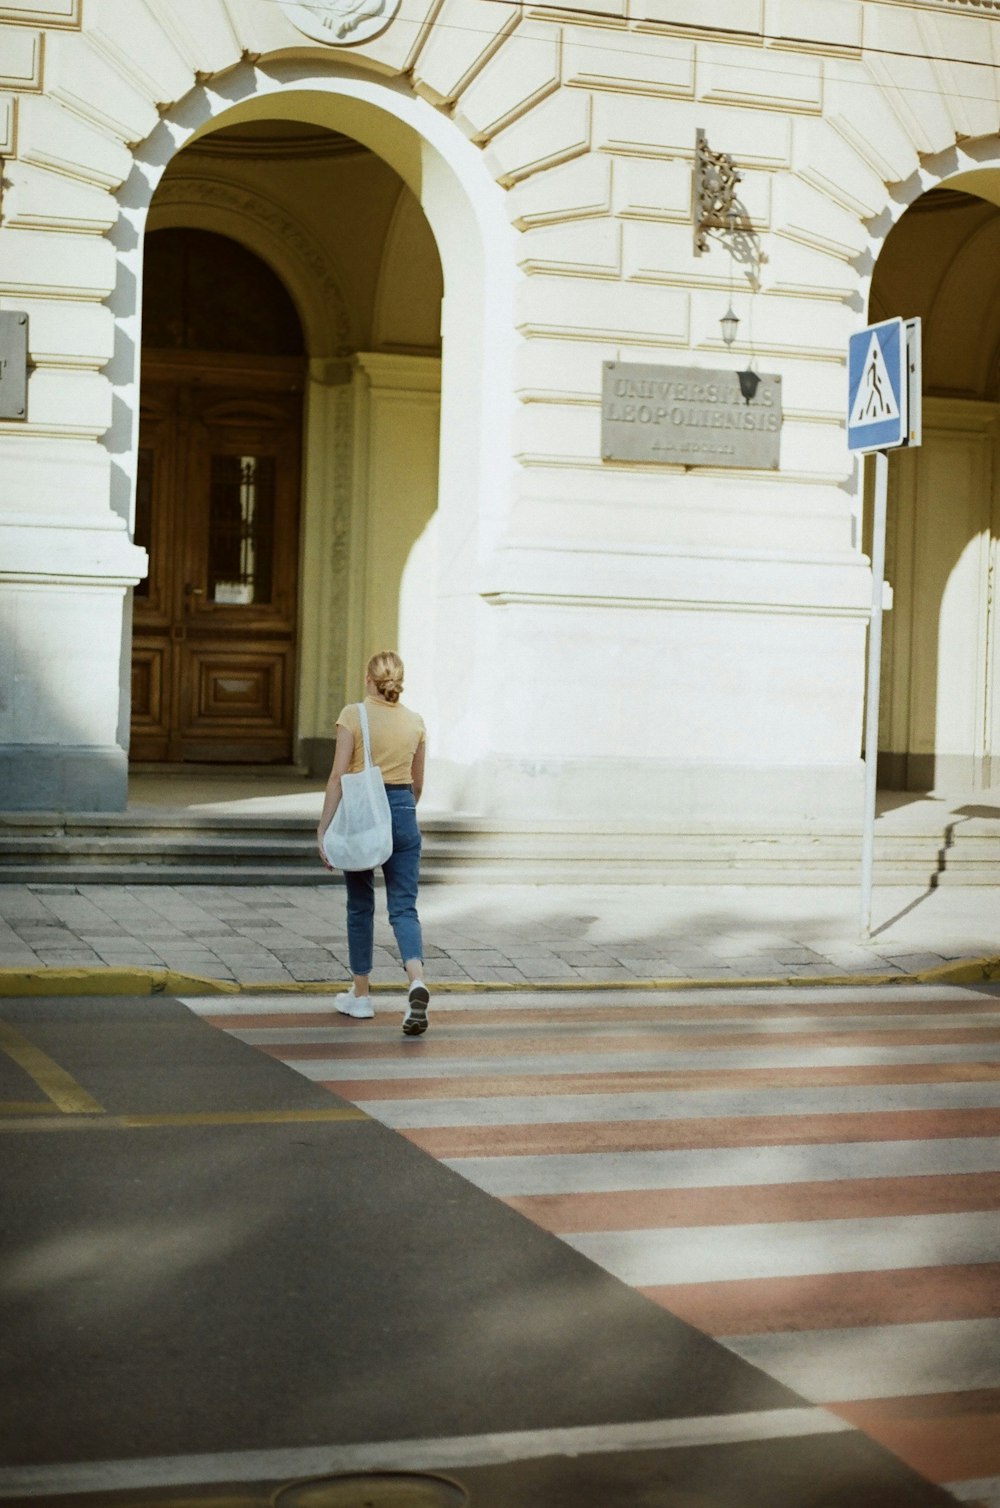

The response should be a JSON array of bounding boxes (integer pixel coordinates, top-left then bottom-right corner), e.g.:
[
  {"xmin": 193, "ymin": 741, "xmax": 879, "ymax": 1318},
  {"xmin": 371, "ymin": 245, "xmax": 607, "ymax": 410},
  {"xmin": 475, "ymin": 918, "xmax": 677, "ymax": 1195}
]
[{"xmin": 208, "ymin": 454, "xmax": 275, "ymax": 605}]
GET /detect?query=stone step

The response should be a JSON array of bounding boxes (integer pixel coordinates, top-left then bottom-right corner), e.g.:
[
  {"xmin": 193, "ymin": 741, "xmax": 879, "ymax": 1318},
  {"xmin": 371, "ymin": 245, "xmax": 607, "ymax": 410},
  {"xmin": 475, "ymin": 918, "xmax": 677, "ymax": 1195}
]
[
  {"xmin": 0, "ymin": 828, "xmax": 959, "ymax": 860},
  {"xmin": 0, "ymin": 861, "xmax": 996, "ymax": 886},
  {"xmin": 2, "ymin": 811, "xmax": 1000, "ymax": 883}
]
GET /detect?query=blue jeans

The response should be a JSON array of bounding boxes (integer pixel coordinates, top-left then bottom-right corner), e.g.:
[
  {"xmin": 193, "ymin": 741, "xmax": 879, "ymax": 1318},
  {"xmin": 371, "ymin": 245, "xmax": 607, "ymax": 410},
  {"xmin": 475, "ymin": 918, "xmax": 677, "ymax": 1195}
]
[{"xmin": 344, "ymin": 786, "xmax": 423, "ymax": 976}]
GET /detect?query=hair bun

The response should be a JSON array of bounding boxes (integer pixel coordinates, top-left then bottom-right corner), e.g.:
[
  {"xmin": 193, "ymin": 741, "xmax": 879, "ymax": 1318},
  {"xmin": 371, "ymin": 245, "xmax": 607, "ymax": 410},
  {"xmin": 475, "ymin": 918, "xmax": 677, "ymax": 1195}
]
[{"xmin": 366, "ymin": 650, "xmax": 404, "ymax": 703}]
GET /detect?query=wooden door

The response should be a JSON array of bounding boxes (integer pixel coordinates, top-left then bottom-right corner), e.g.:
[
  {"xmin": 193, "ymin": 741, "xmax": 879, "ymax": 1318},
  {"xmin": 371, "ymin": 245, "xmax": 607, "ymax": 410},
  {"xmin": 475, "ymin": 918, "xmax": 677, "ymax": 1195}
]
[{"xmin": 131, "ymin": 361, "xmax": 302, "ymax": 762}]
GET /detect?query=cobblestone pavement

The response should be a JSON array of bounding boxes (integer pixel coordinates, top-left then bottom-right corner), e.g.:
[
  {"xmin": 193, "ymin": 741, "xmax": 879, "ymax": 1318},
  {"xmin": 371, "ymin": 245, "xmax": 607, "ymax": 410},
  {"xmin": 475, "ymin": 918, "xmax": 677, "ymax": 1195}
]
[{"xmin": 0, "ymin": 879, "xmax": 996, "ymax": 986}]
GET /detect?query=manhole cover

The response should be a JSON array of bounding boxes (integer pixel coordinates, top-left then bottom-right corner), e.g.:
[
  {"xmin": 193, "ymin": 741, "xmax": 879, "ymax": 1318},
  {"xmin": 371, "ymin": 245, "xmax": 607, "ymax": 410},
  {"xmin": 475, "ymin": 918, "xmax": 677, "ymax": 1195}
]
[{"xmin": 272, "ymin": 1473, "xmax": 468, "ymax": 1508}]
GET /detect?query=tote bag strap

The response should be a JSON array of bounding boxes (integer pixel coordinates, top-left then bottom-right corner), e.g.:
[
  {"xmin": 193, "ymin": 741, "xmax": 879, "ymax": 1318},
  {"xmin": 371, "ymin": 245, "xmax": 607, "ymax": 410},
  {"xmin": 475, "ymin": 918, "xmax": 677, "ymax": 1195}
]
[{"xmin": 356, "ymin": 701, "xmax": 375, "ymax": 771}]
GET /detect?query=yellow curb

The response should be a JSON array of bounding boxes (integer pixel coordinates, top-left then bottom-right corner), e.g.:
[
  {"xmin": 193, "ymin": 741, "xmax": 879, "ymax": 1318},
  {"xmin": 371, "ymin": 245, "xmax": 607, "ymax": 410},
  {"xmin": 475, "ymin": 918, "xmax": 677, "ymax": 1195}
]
[
  {"xmin": 0, "ymin": 967, "xmax": 239, "ymax": 997},
  {"xmin": 1, "ymin": 957, "xmax": 999, "ymax": 997}
]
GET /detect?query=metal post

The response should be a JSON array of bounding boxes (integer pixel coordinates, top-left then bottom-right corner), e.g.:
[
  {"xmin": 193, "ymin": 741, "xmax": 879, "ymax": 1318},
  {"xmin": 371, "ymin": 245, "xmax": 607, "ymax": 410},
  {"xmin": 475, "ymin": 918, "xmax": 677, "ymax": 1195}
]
[{"xmin": 860, "ymin": 448, "xmax": 889, "ymax": 938}]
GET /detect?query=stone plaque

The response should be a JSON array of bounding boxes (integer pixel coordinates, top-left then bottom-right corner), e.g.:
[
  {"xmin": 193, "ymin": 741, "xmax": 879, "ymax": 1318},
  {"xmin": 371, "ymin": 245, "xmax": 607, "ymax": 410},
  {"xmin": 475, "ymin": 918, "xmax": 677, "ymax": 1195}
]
[
  {"xmin": 602, "ymin": 361, "xmax": 781, "ymax": 469},
  {"xmin": 0, "ymin": 311, "xmax": 28, "ymax": 421}
]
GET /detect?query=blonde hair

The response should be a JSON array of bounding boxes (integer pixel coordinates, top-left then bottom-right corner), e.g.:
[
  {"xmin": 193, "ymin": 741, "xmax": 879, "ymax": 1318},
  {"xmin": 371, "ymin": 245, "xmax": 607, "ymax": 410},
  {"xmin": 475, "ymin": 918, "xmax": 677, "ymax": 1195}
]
[{"xmin": 366, "ymin": 650, "xmax": 404, "ymax": 705}]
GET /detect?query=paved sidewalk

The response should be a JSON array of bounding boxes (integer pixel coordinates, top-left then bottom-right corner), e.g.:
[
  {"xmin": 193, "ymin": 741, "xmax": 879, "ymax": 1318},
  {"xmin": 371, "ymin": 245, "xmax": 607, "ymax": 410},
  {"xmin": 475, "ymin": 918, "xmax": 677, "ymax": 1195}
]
[{"xmin": 0, "ymin": 878, "xmax": 997, "ymax": 988}]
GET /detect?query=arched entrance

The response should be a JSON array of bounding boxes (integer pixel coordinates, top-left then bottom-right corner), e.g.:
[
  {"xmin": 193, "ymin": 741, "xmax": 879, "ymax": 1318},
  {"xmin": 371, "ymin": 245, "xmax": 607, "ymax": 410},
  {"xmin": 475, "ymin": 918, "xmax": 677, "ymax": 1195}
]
[
  {"xmin": 112, "ymin": 65, "xmax": 514, "ymax": 796},
  {"xmin": 129, "ymin": 101, "xmax": 456, "ymax": 774},
  {"xmin": 132, "ymin": 227, "xmax": 305, "ymax": 762},
  {"xmin": 870, "ymin": 183, "xmax": 1000, "ymax": 792}
]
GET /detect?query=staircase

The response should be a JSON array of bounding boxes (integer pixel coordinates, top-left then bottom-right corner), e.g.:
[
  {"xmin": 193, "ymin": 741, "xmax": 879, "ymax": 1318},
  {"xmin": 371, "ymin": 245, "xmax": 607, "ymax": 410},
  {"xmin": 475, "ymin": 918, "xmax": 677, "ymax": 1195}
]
[{"xmin": 2, "ymin": 805, "xmax": 1000, "ymax": 884}]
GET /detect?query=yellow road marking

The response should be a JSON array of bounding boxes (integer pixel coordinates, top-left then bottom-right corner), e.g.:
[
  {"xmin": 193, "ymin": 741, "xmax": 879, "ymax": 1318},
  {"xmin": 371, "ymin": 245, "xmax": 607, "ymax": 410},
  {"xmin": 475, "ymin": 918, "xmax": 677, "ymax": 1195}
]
[
  {"xmin": 0, "ymin": 1020, "xmax": 104, "ymax": 1114},
  {"xmin": 0, "ymin": 1101, "xmax": 60, "ymax": 1116},
  {"xmin": 0, "ymin": 1106, "xmax": 369, "ymax": 1133},
  {"xmin": 120, "ymin": 1108, "xmax": 369, "ymax": 1128}
]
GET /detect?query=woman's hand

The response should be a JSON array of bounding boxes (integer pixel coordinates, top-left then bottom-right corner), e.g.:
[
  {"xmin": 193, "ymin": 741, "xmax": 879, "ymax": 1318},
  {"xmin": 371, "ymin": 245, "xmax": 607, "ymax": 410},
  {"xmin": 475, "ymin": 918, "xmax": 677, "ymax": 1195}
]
[
  {"xmin": 411, "ymin": 738, "xmax": 426, "ymax": 804},
  {"xmin": 317, "ymin": 827, "xmax": 334, "ymax": 872}
]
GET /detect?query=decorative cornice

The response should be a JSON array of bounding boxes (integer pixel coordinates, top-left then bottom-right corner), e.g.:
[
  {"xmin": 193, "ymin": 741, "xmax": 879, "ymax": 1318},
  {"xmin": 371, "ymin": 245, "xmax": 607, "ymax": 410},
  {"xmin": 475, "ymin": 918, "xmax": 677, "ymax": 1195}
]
[{"xmin": 354, "ymin": 351, "xmax": 442, "ymax": 391}]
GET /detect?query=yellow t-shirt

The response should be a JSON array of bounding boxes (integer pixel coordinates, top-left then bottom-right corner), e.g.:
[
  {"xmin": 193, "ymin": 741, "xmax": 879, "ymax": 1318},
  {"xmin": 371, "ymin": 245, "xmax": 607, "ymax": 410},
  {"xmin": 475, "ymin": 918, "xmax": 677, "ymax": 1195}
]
[{"xmin": 337, "ymin": 697, "xmax": 426, "ymax": 782}]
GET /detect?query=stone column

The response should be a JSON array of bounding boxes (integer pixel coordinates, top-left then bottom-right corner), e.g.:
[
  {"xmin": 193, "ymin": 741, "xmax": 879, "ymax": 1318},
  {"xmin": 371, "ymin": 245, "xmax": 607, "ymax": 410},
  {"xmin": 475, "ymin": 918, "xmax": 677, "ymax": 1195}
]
[
  {"xmin": 0, "ymin": 472, "xmax": 146, "ymax": 811},
  {"xmin": 0, "ymin": 222, "xmax": 146, "ymax": 810}
]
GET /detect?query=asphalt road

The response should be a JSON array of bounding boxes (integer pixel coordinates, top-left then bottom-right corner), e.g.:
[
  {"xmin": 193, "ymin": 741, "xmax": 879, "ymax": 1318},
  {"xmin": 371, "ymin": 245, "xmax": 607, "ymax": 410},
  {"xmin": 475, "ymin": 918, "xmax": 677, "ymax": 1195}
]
[{"xmin": 0, "ymin": 995, "xmax": 961, "ymax": 1507}]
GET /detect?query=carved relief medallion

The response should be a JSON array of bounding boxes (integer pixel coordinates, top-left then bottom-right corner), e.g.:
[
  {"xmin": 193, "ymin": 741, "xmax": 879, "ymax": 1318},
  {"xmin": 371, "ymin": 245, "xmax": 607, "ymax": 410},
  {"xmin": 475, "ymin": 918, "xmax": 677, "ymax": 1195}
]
[{"xmin": 280, "ymin": 0, "xmax": 402, "ymax": 46}]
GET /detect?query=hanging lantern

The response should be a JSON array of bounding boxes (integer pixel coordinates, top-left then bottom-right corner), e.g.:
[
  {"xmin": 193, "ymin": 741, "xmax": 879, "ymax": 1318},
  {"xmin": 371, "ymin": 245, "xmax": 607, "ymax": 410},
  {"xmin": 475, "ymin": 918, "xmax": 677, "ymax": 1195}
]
[
  {"xmin": 738, "ymin": 369, "xmax": 761, "ymax": 404},
  {"xmin": 720, "ymin": 306, "xmax": 739, "ymax": 346}
]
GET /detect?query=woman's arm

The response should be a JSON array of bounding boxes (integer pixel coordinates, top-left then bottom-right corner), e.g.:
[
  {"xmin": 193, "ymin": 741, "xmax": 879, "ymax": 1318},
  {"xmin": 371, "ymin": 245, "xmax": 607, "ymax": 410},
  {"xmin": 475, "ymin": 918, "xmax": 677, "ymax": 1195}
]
[
  {"xmin": 411, "ymin": 739, "xmax": 426, "ymax": 804},
  {"xmin": 316, "ymin": 724, "xmax": 355, "ymax": 868}
]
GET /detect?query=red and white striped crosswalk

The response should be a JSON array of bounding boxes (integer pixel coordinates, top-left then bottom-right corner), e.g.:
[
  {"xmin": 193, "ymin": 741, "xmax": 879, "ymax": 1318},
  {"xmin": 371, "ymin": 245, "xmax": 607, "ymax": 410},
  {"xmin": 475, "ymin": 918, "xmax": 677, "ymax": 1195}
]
[{"xmin": 190, "ymin": 983, "xmax": 1000, "ymax": 1507}]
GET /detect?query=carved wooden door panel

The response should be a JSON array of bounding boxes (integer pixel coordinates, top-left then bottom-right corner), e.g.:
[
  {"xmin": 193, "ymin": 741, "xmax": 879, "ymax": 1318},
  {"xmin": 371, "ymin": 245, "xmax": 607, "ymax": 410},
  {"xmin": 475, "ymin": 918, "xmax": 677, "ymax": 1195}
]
[{"xmin": 131, "ymin": 375, "xmax": 302, "ymax": 762}]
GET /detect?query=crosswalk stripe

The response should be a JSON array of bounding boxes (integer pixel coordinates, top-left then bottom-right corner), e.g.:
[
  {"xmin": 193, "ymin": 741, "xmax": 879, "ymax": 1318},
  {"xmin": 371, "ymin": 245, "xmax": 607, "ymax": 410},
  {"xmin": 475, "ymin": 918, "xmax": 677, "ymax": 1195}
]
[
  {"xmin": 403, "ymin": 1107, "xmax": 1000, "ymax": 1157},
  {"xmin": 639, "ymin": 1267, "xmax": 1000, "ymax": 1335},
  {"xmin": 202, "ymin": 985, "xmax": 1000, "ymax": 1498},
  {"xmin": 945, "ymin": 1476, "xmax": 1000, "ymax": 1507},
  {"xmin": 442, "ymin": 1138, "xmax": 1000, "ymax": 1194},
  {"xmin": 565, "ymin": 1210, "xmax": 1000, "ymax": 1286},
  {"xmin": 503, "ymin": 1172, "xmax": 1000, "ymax": 1231},
  {"xmin": 726, "ymin": 1318, "xmax": 1000, "ymax": 1401},
  {"xmin": 242, "ymin": 1038, "xmax": 1000, "ymax": 1074},
  {"xmin": 356, "ymin": 1083, "xmax": 1000, "ymax": 1129},
  {"xmin": 217, "ymin": 1012, "xmax": 1000, "ymax": 1041},
  {"xmin": 192, "ymin": 987, "xmax": 1000, "ymax": 1025},
  {"xmin": 255, "ymin": 1025, "xmax": 1000, "ymax": 1059}
]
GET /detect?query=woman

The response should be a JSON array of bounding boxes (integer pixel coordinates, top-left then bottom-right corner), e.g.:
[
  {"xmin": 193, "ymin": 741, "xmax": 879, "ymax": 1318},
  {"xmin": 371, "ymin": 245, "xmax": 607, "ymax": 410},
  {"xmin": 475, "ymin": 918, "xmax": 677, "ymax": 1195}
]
[{"xmin": 317, "ymin": 651, "xmax": 430, "ymax": 1036}]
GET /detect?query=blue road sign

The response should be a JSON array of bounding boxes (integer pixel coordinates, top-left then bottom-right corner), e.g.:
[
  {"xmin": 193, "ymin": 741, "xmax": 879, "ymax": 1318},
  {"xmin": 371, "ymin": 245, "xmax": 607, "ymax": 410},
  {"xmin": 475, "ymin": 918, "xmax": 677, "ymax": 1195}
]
[{"xmin": 847, "ymin": 317, "xmax": 907, "ymax": 453}]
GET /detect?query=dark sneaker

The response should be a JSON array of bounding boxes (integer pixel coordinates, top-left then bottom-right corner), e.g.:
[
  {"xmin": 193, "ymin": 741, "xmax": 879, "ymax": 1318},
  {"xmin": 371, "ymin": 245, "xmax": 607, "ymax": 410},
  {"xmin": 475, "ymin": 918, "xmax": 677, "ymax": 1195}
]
[{"xmin": 402, "ymin": 982, "xmax": 430, "ymax": 1036}]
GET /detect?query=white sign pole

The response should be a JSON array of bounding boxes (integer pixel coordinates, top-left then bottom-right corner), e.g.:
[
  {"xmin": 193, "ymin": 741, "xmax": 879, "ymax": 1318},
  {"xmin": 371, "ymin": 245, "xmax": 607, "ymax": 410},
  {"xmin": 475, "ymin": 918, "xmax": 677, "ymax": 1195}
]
[{"xmin": 860, "ymin": 448, "xmax": 889, "ymax": 939}]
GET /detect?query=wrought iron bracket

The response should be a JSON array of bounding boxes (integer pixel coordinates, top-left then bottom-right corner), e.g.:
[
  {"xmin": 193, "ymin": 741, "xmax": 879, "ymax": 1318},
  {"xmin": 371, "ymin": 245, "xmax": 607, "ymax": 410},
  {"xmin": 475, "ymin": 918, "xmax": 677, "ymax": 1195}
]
[{"xmin": 693, "ymin": 128, "xmax": 742, "ymax": 256}]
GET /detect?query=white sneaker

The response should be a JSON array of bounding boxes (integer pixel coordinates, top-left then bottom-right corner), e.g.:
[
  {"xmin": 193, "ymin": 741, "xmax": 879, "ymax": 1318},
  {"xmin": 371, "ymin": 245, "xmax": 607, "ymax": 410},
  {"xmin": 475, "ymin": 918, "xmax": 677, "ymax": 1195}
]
[
  {"xmin": 335, "ymin": 988, "xmax": 374, "ymax": 1020},
  {"xmin": 402, "ymin": 982, "xmax": 430, "ymax": 1036}
]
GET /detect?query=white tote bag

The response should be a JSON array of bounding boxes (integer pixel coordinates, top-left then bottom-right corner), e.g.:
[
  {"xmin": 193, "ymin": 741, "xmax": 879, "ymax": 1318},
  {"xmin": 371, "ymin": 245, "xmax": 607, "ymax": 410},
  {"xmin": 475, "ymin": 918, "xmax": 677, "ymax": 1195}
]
[{"xmin": 323, "ymin": 703, "xmax": 393, "ymax": 872}]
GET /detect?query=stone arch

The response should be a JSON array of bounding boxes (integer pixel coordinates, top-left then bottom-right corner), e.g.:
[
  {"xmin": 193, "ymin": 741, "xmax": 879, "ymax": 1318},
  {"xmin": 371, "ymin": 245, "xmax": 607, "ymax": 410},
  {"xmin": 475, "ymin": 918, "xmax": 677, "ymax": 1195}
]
[
  {"xmin": 860, "ymin": 134, "xmax": 1000, "ymax": 305},
  {"xmin": 108, "ymin": 60, "xmax": 515, "ymax": 773},
  {"xmin": 866, "ymin": 137, "xmax": 1000, "ymax": 793}
]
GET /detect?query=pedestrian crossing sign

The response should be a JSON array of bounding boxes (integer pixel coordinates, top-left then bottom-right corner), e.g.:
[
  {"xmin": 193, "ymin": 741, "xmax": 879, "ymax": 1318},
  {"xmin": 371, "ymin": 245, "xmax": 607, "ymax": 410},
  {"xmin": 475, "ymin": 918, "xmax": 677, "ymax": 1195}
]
[{"xmin": 847, "ymin": 317, "xmax": 908, "ymax": 452}]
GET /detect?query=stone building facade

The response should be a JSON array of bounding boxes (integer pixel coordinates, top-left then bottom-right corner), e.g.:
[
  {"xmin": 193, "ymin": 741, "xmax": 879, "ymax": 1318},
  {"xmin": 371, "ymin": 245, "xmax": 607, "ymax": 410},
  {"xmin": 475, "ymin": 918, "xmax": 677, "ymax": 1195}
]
[{"xmin": 0, "ymin": 0, "xmax": 998, "ymax": 829}]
